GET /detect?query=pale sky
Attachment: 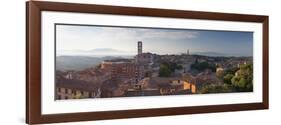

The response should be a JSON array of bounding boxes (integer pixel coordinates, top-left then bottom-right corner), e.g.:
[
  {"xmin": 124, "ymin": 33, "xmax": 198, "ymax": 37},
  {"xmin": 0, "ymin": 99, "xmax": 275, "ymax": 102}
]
[{"xmin": 56, "ymin": 24, "xmax": 253, "ymax": 56}]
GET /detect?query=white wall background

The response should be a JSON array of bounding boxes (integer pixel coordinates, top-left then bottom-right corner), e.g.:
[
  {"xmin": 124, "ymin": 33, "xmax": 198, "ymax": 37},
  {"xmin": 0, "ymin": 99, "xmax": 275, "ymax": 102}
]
[{"xmin": 0, "ymin": 0, "xmax": 279, "ymax": 124}]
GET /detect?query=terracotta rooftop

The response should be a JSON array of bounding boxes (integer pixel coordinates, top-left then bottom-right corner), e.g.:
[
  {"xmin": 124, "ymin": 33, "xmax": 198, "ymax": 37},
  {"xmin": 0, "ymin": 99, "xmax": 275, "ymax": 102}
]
[{"xmin": 56, "ymin": 78, "xmax": 100, "ymax": 92}]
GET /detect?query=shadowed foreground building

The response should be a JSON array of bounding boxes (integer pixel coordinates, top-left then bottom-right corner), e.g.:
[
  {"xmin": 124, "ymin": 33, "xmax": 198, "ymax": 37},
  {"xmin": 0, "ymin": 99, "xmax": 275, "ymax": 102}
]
[{"xmin": 55, "ymin": 78, "xmax": 101, "ymax": 100}]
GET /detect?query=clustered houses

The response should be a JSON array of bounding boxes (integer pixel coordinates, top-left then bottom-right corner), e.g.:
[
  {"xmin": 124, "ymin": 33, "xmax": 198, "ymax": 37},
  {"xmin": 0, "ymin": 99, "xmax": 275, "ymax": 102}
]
[
  {"xmin": 151, "ymin": 77, "xmax": 196, "ymax": 94},
  {"xmin": 216, "ymin": 57, "xmax": 252, "ymax": 69},
  {"xmin": 125, "ymin": 77, "xmax": 197, "ymax": 96},
  {"xmin": 57, "ymin": 41, "xmax": 200, "ymax": 99},
  {"xmin": 55, "ymin": 68, "xmax": 109, "ymax": 100},
  {"xmin": 57, "ymin": 40, "xmax": 253, "ymax": 99},
  {"xmin": 56, "ymin": 78, "xmax": 101, "ymax": 99}
]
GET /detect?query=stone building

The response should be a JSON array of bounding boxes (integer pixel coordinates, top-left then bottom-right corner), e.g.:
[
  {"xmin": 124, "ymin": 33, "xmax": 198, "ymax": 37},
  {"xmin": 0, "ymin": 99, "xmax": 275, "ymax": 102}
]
[{"xmin": 101, "ymin": 59, "xmax": 144, "ymax": 84}]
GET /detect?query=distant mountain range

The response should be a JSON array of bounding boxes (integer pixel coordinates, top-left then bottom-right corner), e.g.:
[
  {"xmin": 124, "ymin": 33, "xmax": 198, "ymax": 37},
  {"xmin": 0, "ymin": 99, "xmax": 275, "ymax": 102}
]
[
  {"xmin": 56, "ymin": 56, "xmax": 128, "ymax": 71},
  {"xmin": 57, "ymin": 48, "xmax": 135, "ymax": 57},
  {"xmin": 192, "ymin": 51, "xmax": 251, "ymax": 57},
  {"xmin": 58, "ymin": 48, "xmax": 251, "ymax": 57}
]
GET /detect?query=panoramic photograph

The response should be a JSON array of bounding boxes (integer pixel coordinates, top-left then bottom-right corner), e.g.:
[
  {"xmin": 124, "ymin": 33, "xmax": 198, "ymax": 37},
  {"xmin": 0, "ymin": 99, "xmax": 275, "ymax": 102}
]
[{"xmin": 55, "ymin": 24, "xmax": 253, "ymax": 100}]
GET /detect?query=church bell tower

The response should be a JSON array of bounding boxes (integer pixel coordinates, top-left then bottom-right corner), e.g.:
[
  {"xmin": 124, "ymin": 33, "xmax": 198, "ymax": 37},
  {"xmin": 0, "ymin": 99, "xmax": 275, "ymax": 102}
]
[{"xmin": 138, "ymin": 41, "xmax": 142, "ymax": 55}]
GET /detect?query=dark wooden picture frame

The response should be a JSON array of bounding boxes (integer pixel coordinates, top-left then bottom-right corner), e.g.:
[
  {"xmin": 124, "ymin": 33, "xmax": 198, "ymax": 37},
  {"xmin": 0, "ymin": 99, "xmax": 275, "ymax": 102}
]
[{"xmin": 26, "ymin": 1, "xmax": 269, "ymax": 124}]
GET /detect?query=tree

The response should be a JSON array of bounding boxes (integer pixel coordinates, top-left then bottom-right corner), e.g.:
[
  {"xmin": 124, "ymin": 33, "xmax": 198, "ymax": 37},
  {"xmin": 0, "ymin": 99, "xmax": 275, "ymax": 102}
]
[
  {"xmin": 176, "ymin": 64, "xmax": 183, "ymax": 70},
  {"xmin": 191, "ymin": 61, "xmax": 216, "ymax": 72},
  {"xmin": 232, "ymin": 76, "xmax": 247, "ymax": 88},
  {"xmin": 158, "ymin": 62, "xmax": 183, "ymax": 77},
  {"xmin": 199, "ymin": 84, "xmax": 233, "ymax": 94},
  {"xmin": 224, "ymin": 67, "xmax": 239, "ymax": 75},
  {"xmin": 169, "ymin": 62, "xmax": 177, "ymax": 72},
  {"xmin": 231, "ymin": 64, "xmax": 253, "ymax": 92},
  {"xmin": 223, "ymin": 74, "xmax": 234, "ymax": 85},
  {"xmin": 159, "ymin": 64, "xmax": 172, "ymax": 77}
]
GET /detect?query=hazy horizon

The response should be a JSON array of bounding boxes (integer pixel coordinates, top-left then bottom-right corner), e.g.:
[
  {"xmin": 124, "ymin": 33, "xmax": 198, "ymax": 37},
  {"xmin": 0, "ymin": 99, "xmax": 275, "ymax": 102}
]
[
  {"xmin": 56, "ymin": 49, "xmax": 253, "ymax": 57},
  {"xmin": 56, "ymin": 24, "xmax": 253, "ymax": 57}
]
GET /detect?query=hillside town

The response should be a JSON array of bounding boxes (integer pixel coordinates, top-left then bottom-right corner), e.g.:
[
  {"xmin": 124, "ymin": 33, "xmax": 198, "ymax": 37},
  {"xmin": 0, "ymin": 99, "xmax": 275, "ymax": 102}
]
[{"xmin": 55, "ymin": 41, "xmax": 253, "ymax": 100}]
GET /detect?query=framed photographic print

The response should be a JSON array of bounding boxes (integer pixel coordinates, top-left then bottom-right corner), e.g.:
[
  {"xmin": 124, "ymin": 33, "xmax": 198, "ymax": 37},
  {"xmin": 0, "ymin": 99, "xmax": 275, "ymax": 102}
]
[{"xmin": 26, "ymin": 1, "xmax": 269, "ymax": 124}]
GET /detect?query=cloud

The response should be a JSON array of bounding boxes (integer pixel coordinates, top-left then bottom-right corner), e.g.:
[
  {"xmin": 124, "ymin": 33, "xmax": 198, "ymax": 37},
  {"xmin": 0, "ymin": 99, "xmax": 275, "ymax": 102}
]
[
  {"xmin": 56, "ymin": 24, "xmax": 253, "ymax": 57},
  {"xmin": 140, "ymin": 30, "xmax": 199, "ymax": 40},
  {"xmin": 57, "ymin": 25, "xmax": 199, "ymax": 42},
  {"xmin": 56, "ymin": 25, "xmax": 200, "ymax": 54}
]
